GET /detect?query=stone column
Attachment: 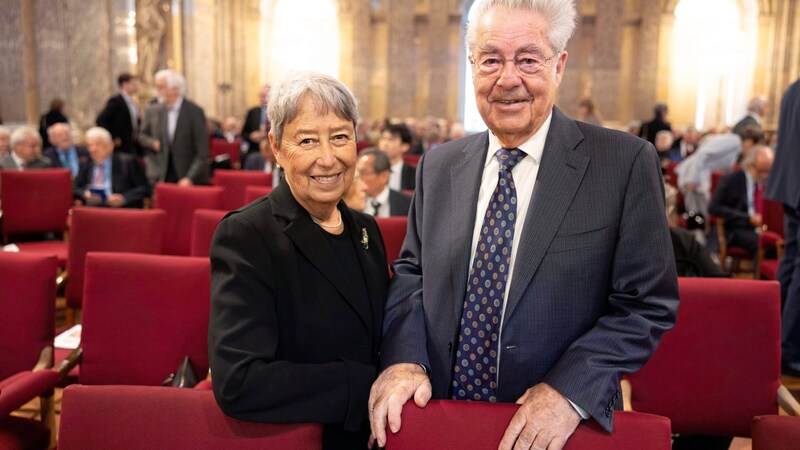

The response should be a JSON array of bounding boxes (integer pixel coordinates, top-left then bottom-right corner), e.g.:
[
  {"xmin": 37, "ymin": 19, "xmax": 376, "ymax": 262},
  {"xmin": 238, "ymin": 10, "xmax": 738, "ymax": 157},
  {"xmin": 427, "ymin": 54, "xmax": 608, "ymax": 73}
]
[
  {"xmin": 337, "ymin": 0, "xmax": 372, "ymax": 120},
  {"xmin": 634, "ymin": 0, "xmax": 661, "ymax": 121},
  {"xmin": 183, "ymin": 0, "xmax": 217, "ymax": 117},
  {"xmin": 590, "ymin": 0, "xmax": 624, "ymax": 122},
  {"xmin": 425, "ymin": 0, "xmax": 449, "ymax": 118},
  {"xmin": 387, "ymin": 0, "xmax": 415, "ymax": 118}
]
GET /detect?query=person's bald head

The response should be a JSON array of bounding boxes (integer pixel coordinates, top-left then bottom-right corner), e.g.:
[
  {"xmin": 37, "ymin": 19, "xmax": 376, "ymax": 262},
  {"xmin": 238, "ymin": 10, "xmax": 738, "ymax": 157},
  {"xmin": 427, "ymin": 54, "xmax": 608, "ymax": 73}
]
[
  {"xmin": 743, "ymin": 144, "xmax": 774, "ymax": 183},
  {"xmin": 47, "ymin": 122, "xmax": 73, "ymax": 150}
]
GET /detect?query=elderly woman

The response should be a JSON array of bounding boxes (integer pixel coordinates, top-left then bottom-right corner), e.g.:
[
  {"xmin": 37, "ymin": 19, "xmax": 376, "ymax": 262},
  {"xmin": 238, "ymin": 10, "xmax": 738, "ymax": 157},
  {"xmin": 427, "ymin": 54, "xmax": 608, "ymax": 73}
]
[{"xmin": 209, "ymin": 72, "xmax": 388, "ymax": 449}]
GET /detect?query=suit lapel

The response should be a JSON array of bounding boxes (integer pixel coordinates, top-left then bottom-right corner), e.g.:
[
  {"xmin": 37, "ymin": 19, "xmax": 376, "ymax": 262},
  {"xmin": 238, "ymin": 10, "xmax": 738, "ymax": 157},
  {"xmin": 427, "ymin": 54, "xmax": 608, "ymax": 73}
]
[
  {"xmin": 272, "ymin": 183, "xmax": 371, "ymax": 329},
  {"xmin": 449, "ymin": 132, "xmax": 490, "ymax": 321},
  {"xmin": 503, "ymin": 108, "xmax": 589, "ymax": 320}
]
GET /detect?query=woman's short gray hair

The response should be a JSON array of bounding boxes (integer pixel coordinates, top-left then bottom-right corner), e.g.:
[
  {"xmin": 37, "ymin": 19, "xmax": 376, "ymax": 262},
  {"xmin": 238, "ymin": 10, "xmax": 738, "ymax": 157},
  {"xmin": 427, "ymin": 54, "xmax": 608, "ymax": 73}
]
[
  {"xmin": 465, "ymin": 0, "xmax": 576, "ymax": 54},
  {"xmin": 86, "ymin": 126, "xmax": 113, "ymax": 143},
  {"xmin": 267, "ymin": 71, "xmax": 359, "ymax": 145}
]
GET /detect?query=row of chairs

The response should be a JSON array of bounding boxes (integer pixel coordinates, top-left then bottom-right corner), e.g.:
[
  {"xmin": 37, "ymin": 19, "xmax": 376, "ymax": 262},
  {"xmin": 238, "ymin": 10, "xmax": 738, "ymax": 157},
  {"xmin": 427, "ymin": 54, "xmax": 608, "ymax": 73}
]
[{"xmin": 2, "ymin": 251, "xmax": 799, "ymax": 447}]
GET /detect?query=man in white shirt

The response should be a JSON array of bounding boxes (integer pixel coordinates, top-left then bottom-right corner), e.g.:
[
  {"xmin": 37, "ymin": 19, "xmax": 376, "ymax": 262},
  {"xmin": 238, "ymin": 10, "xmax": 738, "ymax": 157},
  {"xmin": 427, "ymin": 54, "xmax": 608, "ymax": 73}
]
[
  {"xmin": 0, "ymin": 126, "xmax": 51, "ymax": 170},
  {"xmin": 378, "ymin": 123, "xmax": 416, "ymax": 191},
  {"xmin": 356, "ymin": 148, "xmax": 411, "ymax": 218}
]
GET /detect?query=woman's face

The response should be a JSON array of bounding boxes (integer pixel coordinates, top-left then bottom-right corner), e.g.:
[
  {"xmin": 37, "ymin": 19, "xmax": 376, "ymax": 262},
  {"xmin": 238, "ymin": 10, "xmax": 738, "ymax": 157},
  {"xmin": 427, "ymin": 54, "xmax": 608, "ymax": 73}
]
[{"xmin": 270, "ymin": 95, "xmax": 356, "ymax": 214}]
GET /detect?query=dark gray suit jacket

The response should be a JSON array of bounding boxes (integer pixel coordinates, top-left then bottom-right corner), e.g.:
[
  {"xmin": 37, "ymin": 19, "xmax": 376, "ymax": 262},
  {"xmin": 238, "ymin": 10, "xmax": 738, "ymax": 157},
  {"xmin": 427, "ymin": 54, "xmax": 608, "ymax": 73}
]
[
  {"xmin": 767, "ymin": 78, "xmax": 800, "ymax": 210},
  {"xmin": 0, "ymin": 154, "xmax": 52, "ymax": 170},
  {"xmin": 139, "ymin": 98, "xmax": 209, "ymax": 185},
  {"xmin": 381, "ymin": 107, "xmax": 679, "ymax": 432}
]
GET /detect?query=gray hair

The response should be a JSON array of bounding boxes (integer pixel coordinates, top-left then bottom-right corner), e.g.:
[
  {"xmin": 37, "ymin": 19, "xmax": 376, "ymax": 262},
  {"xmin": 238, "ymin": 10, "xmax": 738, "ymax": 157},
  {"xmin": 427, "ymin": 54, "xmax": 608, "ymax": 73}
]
[
  {"xmin": 747, "ymin": 96, "xmax": 767, "ymax": 114},
  {"xmin": 466, "ymin": 0, "xmax": 577, "ymax": 54},
  {"xmin": 267, "ymin": 71, "xmax": 359, "ymax": 145},
  {"xmin": 359, "ymin": 147, "xmax": 392, "ymax": 174},
  {"xmin": 85, "ymin": 126, "xmax": 113, "ymax": 143},
  {"xmin": 155, "ymin": 69, "xmax": 186, "ymax": 96},
  {"xmin": 10, "ymin": 125, "xmax": 41, "ymax": 148},
  {"xmin": 46, "ymin": 122, "xmax": 70, "ymax": 139}
]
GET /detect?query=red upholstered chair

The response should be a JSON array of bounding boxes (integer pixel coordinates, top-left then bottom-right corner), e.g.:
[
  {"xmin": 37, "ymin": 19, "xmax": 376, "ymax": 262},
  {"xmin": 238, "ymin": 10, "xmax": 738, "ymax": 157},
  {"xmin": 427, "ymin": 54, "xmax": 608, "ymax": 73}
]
[
  {"xmin": 385, "ymin": 400, "xmax": 671, "ymax": 450},
  {"xmin": 58, "ymin": 385, "xmax": 322, "ymax": 450},
  {"xmin": 752, "ymin": 415, "xmax": 800, "ymax": 450},
  {"xmin": 154, "ymin": 183, "xmax": 225, "ymax": 256},
  {"xmin": 210, "ymin": 138, "xmax": 242, "ymax": 169},
  {"xmin": 212, "ymin": 169, "xmax": 272, "ymax": 211},
  {"xmin": 0, "ymin": 169, "xmax": 72, "ymax": 267},
  {"xmin": 64, "ymin": 207, "xmax": 166, "ymax": 324},
  {"xmin": 190, "ymin": 209, "xmax": 228, "ymax": 257},
  {"xmin": 757, "ymin": 231, "xmax": 784, "ymax": 280},
  {"xmin": 0, "ymin": 252, "xmax": 61, "ymax": 450},
  {"xmin": 68, "ymin": 252, "xmax": 211, "ymax": 386},
  {"xmin": 375, "ymin": 216, "xmax": 407, "ymax": 270},
  {"xmin": 244, "ymin": 185, "xmax": 273, "ymax": 204},
  {"xmin": 403, "ymin": 153, "xmax": 421, "ymax": 168},
  {"xmin": 625, "ymin": 278, "xmax": 800, "ymax": 438}
]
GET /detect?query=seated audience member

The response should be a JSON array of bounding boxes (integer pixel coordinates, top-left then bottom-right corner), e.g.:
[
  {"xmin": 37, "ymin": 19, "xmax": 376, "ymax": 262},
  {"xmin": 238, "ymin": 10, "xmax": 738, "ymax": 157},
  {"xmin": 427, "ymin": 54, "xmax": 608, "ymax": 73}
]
[
  {"xmin": 219, "ymin": 116, "xmax": 241, "ymax": 143},
  {"xmin": 209, "ymin": 71, "xmax": 388, "ymax": 449},
  {"xmin": 44, "ymin": 123, "xmax": 89, "ymax": 177},
  {"xmin": 665, "ymin": 183, "xmax": 726, "ymax": 277},
  {"xmin": 0, "ymin": 126, "xmax": 10, "ymax": 157},
  {"xmin": 73, "ymin": 127, "xmax": 149, "ymax": 208},
  {"xmin": 357, "ymin": 148, "xmax": 412, "ymax": 217},
  {"xmin": 672, "ymin": 126, "xmax": 700, "ymax": 160},
  {"xmin": 378, "ymin": 123, "xmax": 416, "ymax": 191},
  {"xmin": 654, "ymin": 129, "xmax": 675, "ymax": 165},
  {"xmin": 243, "ymin": 139, "xmax": 282, "ymax": 188},
  {"xmin": 0, "ymin": 126, "xmax": 51, "ymax": 170},
  {"xmin": 709, "ymin": 144, "xmax": 775, "ymax": 255},
  {"xmin": 675, "ymin": 127, "xmax": 763, "ymax": 221},
  {"xmin": 38, "ymin": 97, "xmax": 68, "ymax": 148}
]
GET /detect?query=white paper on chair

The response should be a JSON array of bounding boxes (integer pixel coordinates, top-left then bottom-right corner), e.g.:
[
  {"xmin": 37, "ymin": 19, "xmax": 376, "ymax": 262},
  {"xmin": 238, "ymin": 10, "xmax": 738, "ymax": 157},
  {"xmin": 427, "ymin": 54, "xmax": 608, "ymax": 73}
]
[
  {"xmin": 1, "ymin": 244, "xmax": 20, "ymax": 252},
  {"xmin": 55, "ymin": 324, "xmax": 82, "ymax": 349}
]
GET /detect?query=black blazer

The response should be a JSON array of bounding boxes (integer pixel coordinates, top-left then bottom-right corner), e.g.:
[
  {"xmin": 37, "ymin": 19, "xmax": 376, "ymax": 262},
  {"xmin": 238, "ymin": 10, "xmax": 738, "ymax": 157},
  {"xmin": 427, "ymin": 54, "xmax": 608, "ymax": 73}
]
[
  {"xmin": 209, "ymin": 182, "xmax": 388, "ymax": 449},
  {"xmin": 97, "ymin": 94, "xmax": 140, "ymax": 155},
  {"xmin": 43, "ymin": 146, "xmax": 89, "ymax": 170},
  {"xmin": 389, "ymin": 189, "xmax": 412, "ymax": 216},
  {"xmin": 73, "ymin": 153, "xmax": 149, "ymax": 208},
  {"xmin": 241, "ymin": 106, "xmax": 265, "ymax": 154},
  {"xmin": 400, "ymin": 163, "xmax": 416, "ymax": 191},
  {"xmin": 709, "ymin": 170, "xmax": 752, "ymax": 240}
]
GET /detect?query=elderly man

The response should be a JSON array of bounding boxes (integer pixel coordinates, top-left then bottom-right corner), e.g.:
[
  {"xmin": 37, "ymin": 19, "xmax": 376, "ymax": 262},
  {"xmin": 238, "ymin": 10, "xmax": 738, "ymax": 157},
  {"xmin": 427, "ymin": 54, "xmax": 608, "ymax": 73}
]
[
  {"xmin": 139, "ymin": 70, "xmax": 209, "ymax": 186},
  {"xmin": 0, "ymin": 126, "xmax": 51, "ymax": 170},
  {"xmin": 73, "ymin": 127, "xmax": 149, "ymax": 208},
  {"xmin": 96, "ymin": 73, "xmax": 141, "ymax": 155},
  {"xmin": 368, "ymin": 1, "xmax": 679, "ymax": 449},
  {"xmin": 733, "ymin": 96, "xmax": 767, "ymax": 136},
  {"xmin": 43, "ymin": 123, "xmax": 89, "ymax": 177},
  {"xmin": 356, "ymin": 148, "xmax": 411, "ymax": 217}
]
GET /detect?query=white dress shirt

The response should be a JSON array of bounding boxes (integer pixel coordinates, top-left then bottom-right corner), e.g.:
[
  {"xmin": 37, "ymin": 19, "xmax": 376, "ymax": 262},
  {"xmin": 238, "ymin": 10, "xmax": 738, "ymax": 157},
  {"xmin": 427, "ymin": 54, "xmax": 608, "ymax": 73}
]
[
  {"xmin": 167, "ymin": 97, "xmax": 184, "ymax": 144},
  {"xmin": 364, "ymin": 186, "xmax": 391, "ymax": 218},
  {"xmin": 10, "ymin": 151, "xmax": 25, "ymax": 171}
]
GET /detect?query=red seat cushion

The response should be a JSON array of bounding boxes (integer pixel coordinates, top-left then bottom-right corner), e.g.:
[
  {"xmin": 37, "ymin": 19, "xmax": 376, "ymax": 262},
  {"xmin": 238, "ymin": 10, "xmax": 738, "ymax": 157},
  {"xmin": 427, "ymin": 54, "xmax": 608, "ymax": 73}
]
[
  {"xmin": 15, "ymin": 241, "xmax": 68, "ymax": 267},
  {"xmin": 0, "ymin": 416, "xmax": 50, "ymax": 450}
]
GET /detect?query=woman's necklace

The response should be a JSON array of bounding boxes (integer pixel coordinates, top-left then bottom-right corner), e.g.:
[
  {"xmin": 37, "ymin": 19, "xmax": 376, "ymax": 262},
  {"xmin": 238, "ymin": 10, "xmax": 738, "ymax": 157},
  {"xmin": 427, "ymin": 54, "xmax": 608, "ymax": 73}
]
[{"xmin": 311, "ymin": 209, "xmax": 342, "ymax": 229}]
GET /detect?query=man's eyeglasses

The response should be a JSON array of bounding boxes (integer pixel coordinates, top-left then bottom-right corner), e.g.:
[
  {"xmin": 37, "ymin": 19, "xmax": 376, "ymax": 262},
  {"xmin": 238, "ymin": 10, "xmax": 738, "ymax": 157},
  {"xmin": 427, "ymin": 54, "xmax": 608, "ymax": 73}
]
[{"xmin": 470, "ymin": 52, "xmax": 559, "ymax": 77}]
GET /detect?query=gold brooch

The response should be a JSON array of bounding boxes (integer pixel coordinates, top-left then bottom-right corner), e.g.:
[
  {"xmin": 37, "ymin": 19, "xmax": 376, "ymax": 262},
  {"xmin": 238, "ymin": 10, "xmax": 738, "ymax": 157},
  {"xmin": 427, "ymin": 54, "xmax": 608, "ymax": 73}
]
[{"xmin": 361, "ymin": 228, "xmax": 369, "ymax": 250}]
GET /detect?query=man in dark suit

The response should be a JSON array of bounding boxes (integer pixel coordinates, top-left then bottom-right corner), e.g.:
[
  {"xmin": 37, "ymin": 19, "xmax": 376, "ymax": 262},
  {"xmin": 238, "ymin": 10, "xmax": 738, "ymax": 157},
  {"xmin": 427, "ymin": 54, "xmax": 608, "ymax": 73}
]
[
  {"xmin": 96, "ymin": 73, "xmax": 141, "ymax": 155},
  {"xmin": 43, "ymin": 122, "xmax": 89, "ymax": 177},
  {"xmin": 640, "ymin": 103, "xmax": 671, "ymax": 146},
  {"xmin": 709, "ymin": 145, "xmax": 774, "ymax": 255},
  {"xmin": 766, "ymin": 78, "xmax": 800, "ymax": 377},
  {"xmin": 0, "ymin": 126, "xmax": 51, "ymax": 170},
  {"xmin": 73, "ymin": 127, "xmax": 149, "ymax": 208},
  {"xmin": 732, "ymin": 96, "xmax": 767, "ymax": 136},
  {"xmin": 243, "ymin": 138, "xmax": 282, "ymax": 188},
  {"xmin": 368, "ymin": 2, "xmax": 679, "ymax": 449},
  {"xmin": 379, "ymin": 123, "xmax": 416, "ymax": 191},
  {"xmin": 138, "ymin": 70, "xmax": 209, "ymax": 186},
  {"xmin": 356, "ymin": 148, "xmax": 411, "ymax": 217},
  {"xmin": 240, "ymin": 84, "xmax": 271, "ymax": 163}
]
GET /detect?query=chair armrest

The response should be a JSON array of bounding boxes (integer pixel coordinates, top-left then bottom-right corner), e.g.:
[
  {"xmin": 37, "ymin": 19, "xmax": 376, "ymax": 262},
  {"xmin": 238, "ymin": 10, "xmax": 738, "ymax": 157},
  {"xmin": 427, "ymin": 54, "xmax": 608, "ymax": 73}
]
[
  {"xmin": 760, "ymin": 231, "xmax": 783, "ymax": 249},
  {"xmin": 33, "ymin": 346, "xmax": 53, "ymax": 371},
  {"xmin": 56, "ymin": 347, "xmax": 83, "ymax": 379},
  {"xmin": 0, "ymin": 370, "xmax": 60, "ymax": 416},
  {"xmin": 779, "ymin": 385, "xmax": 800, "ymax": 416}
]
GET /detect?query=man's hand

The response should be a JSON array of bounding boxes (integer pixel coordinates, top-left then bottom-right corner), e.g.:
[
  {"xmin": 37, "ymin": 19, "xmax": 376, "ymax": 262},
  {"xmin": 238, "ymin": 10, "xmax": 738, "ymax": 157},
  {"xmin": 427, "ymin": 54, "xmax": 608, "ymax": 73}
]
[
  {"xmin": 178, "ymin": 177, "xmax": 193, "ymax": 187},
  {"xmin": 368, "ymin": 363, "xmax": 431, "ymax": 448},
  {"xmin": 498, "ymin": 383, "xmax": 581, "ymax": 450},
  {"xmin": 152, "ymin": 141, "xmax": 161, "ymax": 152},
  {"xmin": 750, "ymin": 213, "xmax": 763, "ymax": 227},
  {"xmin": 686, "ymin": 183, "xmax": 697, "ymax": 193},
  {"xmin": 106, "ymin": 193, "xmax": 125, "ymax": 207}
]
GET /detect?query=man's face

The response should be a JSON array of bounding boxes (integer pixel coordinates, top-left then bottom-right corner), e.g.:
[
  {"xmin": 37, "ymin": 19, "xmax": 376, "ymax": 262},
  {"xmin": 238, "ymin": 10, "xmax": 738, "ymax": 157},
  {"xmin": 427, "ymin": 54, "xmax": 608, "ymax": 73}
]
[
  {"xmin": 87, "ymin": 135, "xmax": 114, "ymax": 164},
  {"xmin": 50, "ymin": 124, "xmax": 72, "ymax": 150},
  {"xmin": 378, "ymin": 131, "xmax": 408, "ymax": 162},
  {"xmin": 122, "ymin": 79, "xmax": 139, "ymax": 96},
  {"xmin": 14, "ymin": 134, "xmax": 41, "ymax": 163},
  {"xmin": 356, "ymin": 154, "xmax": 390, "ymax": 198},
  {"xmin": 163, "ymin": 85, "xmax": 180, "ymax": 106},
  {"xmin": 471, "ymin": 6, "xmax": 567, "ymax": 148},
  {"xmin": 154, "ymin": 76, "xmax": 168, "ymax": 102}
]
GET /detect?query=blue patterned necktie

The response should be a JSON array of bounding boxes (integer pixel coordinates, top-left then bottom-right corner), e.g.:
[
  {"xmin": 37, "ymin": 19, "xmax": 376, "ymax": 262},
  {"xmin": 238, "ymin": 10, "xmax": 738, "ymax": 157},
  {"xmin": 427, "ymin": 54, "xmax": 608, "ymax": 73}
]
[{"xmin": 452, "ymin": 147, "xmax": 526, "ymax": 402}]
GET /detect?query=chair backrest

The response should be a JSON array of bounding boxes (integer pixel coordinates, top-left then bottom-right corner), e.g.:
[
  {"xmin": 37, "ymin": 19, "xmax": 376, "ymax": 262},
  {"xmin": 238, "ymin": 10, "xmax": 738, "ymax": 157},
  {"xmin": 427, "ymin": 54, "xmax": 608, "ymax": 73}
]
[
  {"xmin": 79, "ymin": 252, "xmax": 210, "ymax": 385},
  {"xmin": 190, "ymin": 209, "xmax": 228, "ymax": 257},
  {"xmin": 212, "ymin": 169, "xmax": 272, "ymax": 211},
  {"xmin": 58, "ymin": 385, "xmax": 323, "ymax": 450},
  {"xmin": 375, "ymin": 216, "xmax": 407, "ymax": 267},
  {"xmin": 209, "ymin": 138, "xmax": 242, "ymax": 166},
  {"xmin": 763, "ymin": 199, "xmax": 784, "ymax": 236},
  {"xmin": 0, "ymin": 169, "xmax": 72, "ymax": 236},
  {"xmin": 626, "ymin": 277, "xmax": 782, "ymax": 437},
  {"xmin": 0, "ymin": 252, "xmax": 57, "ymax": 379},
  {"xmin": 752, "ymin": 415, "xmax": 800, "ymax": 450},
  {"xmin": 244, "ymin": 185, "xmax": 273, "ymax": 204},
  {"xmin": 154, "ymin": 183, "xmax": 225, "ymax": 256},
  {"xmin": 403, "ymin": 153, "xmax": 421, "ymax": 168},
  {"xmin": 65, "ymin": 207, "xmax": 166, "ymax": 309},
  {"xmin": 385, "ymin": 400, "xmax": 671, "ymax": 450}
]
